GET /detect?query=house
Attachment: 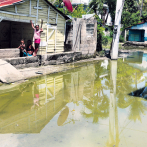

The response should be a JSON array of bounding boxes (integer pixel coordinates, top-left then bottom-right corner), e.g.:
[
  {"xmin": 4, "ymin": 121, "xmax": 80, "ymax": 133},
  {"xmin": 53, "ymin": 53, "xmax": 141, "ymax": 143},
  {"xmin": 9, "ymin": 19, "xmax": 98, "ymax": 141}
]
[
  {"xmin": 0, "ymin": 0, "xmax": 69, "ymax": 55},
  {"xmin": 126, "ymin": 22, "xmax": 147, "ymax": 42}
]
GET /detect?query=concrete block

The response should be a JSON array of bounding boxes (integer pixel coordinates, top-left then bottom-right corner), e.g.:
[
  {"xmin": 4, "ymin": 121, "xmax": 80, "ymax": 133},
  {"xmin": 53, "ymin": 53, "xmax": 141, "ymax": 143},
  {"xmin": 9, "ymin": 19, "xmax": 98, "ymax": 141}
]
[
  {"xmin": 25, "ymin": 57, "xmax": 38, "ymax": 64},
  {"xmin": 25, "ymin": 63, "xmax": 39, "ymax": 68},
  {"xmin": 48, "ymin": 60, "xmax": 57, "ymax": 65},
  {"xmin": 9, "ymin": 59, "xmax": 20, "ymax": 65},
  {"xmin": 0, "ymin": 49, "xmax": 20, "ymax": 58},
  {"xmin": 15, "ymin": 64, "xmax": 26, "ymax": 69},
  {"xmin": 0, "ymin": 59, "xmax": 24, "ymax": 83}
]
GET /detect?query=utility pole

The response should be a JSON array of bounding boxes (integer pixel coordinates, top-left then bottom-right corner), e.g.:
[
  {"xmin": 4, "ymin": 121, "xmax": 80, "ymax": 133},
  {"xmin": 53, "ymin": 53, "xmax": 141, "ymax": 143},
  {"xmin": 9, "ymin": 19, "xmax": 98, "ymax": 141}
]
[
  {"xmin": 140, "ymin": 0, "xmax": 144, "ymax": 17},
  {"xmin": 111, "ymin": 0, "xmax": 125, "ymax": 60}
]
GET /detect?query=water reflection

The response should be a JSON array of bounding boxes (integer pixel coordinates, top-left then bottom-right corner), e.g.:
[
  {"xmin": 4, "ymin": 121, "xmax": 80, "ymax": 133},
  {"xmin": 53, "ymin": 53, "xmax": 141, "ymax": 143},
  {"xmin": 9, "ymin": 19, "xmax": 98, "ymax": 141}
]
[
  {"xmin": 125, "ymin": 51, "xmax": 147, "ymax": 71},
  {"xmin": 0, "ymin": 57, "xmax": 147, "ymax": 146},
  {"xmin": 82, "ymin": 61, "xmax": 109, "ymax": 124},
  {"xmin": 107, "ymin": 61, "xmax": 119, "ymax": 147}
]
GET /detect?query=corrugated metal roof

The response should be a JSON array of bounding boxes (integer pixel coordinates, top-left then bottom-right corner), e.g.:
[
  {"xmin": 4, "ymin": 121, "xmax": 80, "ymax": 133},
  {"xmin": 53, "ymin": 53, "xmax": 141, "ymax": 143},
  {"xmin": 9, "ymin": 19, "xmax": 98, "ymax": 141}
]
[
  {"xmin": 0, "ymin": 0, "xmax": 23, "ymax": 8},
  {"xmin": 126, "ymin": 22, "xmax": 145, "ymax": 29}
]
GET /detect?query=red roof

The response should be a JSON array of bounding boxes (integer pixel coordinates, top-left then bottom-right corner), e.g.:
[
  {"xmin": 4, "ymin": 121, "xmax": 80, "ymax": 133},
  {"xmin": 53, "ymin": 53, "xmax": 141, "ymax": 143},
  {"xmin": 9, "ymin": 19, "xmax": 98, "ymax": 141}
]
[{"xmin": 0, "ymin": 0, "xmax": 23, "ymax": 8}]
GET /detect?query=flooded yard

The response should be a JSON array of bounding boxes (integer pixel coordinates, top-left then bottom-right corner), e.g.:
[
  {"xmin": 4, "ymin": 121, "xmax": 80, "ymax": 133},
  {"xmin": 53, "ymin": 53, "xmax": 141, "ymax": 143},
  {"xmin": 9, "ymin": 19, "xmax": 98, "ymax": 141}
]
[{"xmin": 1, "ymin": 52, "xmax": 147, "ymax": 147}]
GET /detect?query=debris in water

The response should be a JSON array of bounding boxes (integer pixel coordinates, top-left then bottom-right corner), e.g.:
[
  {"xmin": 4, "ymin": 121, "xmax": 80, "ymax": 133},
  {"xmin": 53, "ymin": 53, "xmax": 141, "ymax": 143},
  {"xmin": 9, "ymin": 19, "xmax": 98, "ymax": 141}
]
[
  {"xmin": 99, "ymin": 74, "xmax": 108, "ymax": 78},
  {"xmin": 35, "ymin": 71, "xmax": 43, "ymax": 74}
]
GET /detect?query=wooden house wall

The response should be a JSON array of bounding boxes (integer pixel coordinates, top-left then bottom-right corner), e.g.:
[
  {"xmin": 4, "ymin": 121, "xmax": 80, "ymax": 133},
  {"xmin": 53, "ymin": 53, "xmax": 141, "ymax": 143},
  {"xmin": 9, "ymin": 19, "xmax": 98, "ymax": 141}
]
[{"xmin": 0, "ymin": 0, "xmax": 66, "ymax": 53}]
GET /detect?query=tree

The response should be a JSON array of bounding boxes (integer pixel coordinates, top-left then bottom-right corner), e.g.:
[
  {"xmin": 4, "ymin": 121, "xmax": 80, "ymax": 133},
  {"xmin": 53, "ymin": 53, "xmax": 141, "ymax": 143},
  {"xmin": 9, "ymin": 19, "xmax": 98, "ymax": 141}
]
[
  {"xmin": 106, "ymin": 0, "xmax": 116, "ymax": 23},
  {"xmin": 56, "ymin": 4, "xmax": 87, "ymax": 18},
  {"xmin": 121, "ymin": 0, "xmax": 141, "ymax": 30},
  {"xmin": 89, "ymin": 0, "xmax": 117, "ymax": 23},
  {"xmin": 48, "ymin": 0, "xmax": 62, "ymax": 5}
]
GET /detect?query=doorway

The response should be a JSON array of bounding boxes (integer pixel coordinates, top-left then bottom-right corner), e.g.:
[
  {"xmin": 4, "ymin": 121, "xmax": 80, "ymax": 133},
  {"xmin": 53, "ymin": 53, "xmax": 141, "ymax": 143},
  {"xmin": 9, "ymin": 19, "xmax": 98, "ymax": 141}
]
[{"xmin": 0, "ymin": 20, "xmax": 34, "ymax": 49}]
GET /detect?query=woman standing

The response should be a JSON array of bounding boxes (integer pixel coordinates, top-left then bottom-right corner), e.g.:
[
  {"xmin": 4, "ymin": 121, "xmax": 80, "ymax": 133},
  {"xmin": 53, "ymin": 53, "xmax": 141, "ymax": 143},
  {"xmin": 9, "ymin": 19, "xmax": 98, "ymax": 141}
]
[{"xmin": 30, "ymin": 20, "xmax": 43, "ymax": 56}]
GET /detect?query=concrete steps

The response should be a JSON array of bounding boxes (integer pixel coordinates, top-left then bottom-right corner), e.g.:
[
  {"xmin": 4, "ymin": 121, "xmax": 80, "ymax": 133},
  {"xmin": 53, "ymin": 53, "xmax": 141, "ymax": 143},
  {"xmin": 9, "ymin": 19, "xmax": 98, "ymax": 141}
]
[{"xmin": 4, "ymin": 52, "xmax": 83, "ymax": 69}]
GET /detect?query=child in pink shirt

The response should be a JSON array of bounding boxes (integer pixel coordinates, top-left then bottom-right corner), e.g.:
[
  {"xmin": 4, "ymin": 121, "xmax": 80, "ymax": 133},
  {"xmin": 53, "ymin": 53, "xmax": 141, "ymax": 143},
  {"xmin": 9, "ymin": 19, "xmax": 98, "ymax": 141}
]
[{"xmin": 30, "ymin": 20, "xmax": 43, "ymax": 56}]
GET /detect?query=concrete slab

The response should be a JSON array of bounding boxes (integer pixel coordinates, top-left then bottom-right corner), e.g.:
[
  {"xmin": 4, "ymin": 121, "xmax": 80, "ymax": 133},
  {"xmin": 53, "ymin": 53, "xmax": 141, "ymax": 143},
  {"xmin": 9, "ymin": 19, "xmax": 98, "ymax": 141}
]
[
  {"xmin": 0, "ymin": 59, "xmax": 24, "ymax": 83},
  {"xmin": 0, "ymin": 48, "xmax": 19, "ymax": 59}
]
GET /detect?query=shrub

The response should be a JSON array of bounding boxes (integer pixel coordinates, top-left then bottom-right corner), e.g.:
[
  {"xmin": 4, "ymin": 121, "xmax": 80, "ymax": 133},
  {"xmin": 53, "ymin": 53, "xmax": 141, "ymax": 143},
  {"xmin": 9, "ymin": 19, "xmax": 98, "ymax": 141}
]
[
  {"xmin": 98, "ymin": 50, "xmax": 105, "ymax": 57},
  {"xmin": 119, "ymin": 35, "xmax": 124, "ymax": 42},
  {"xmin": 102, "ymin": 36, "xmax": 109, "ymax": 46},
  {"xmin": 110, "ymin": 30, "xmax": 113, "ymax": 38}
]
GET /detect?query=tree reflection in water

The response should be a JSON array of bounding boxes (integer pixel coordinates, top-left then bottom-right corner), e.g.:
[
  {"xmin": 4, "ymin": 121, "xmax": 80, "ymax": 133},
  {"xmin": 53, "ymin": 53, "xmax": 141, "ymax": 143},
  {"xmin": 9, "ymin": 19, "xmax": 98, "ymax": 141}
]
[
  {"xmin": 1, "ymin": 57, "xmax": 147, "ymax": 145},
  {"xmin": 80, "ymin": 59, "xmax": 147, "ymax": 146},
  {"xmin": 81, "ymin": 61, "xmax": 109, "ymax": 123},
  {"xmin": 128, "ymin": 98, "xmax": 147, "ymax": 122}
]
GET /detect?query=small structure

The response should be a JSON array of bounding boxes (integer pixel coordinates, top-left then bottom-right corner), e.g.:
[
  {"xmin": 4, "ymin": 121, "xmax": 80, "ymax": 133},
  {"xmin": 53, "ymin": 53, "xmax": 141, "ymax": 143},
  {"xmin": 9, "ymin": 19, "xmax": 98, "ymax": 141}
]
[
  {"xmin": 65, "ymin": 15, "xmax": 97, "ymax": 55},
  {"xmin": 126, "ymin": 22, "xmax": 147, "ymax": 42},
  {"xmin": 0, "ymin": 0, "xmax": 69, "ymax": 56}
]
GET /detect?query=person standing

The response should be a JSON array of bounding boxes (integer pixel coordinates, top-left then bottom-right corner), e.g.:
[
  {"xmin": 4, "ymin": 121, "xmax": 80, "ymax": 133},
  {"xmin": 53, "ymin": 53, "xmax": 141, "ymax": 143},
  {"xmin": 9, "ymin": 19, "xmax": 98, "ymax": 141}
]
[{"xmin": 30, "ymin": 20, "xmax": 43, "ymax": 56}]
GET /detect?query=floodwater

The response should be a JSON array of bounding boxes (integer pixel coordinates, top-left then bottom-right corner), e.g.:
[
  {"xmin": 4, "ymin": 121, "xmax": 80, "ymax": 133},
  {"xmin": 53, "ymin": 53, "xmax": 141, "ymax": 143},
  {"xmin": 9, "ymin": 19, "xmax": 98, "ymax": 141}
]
[{"xmin": 1, "ymin": 52, "xmax": 147, "ymax": 147}]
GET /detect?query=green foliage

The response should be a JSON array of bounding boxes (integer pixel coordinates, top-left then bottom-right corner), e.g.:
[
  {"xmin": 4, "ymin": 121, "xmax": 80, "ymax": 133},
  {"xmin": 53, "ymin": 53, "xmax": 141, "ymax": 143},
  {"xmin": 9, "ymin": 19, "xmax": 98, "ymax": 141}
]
[
  {"xmin": 53, "ymin": 0, "xmax": 62, "ymax": 6},
  {"xmin": 102, "ymin": 35, "xmax": 108, "ymax": 46},
  {"xmin": 89, "ymin": 0, "xmax": 104, "ymax": 14},
  {"xmin": 110, "ymin": 30, "xmax": 113, "ymax": 38},
  {"xmin": 141, "ymin": 11, "xmax": 147, "ymax": 21},
  {"xmin": 119, "ymin": 35, "xmax": 124, "ymax": 42},
  {"xmin": 89, "ymin": 0, "xmax": 116, "ymax": 22},
  {"xmin": 97, "ymin": 24, "xmax": 105, "ymax": 51},
  {"xmin": 56, "ymin": 4, "xmax": 87, "ymax": 18},
  {"xmin": 106, "ymin": 0, "xmax": 116, "ymax": 23},
  {"xmin": 70, "ymin": 5, "xmax": 87, "ymax": 18},
  {"xmin": 98, "ymin": 50, "xmax": 105, "ymax": 57},
  {"xmin": 122, "ymin": 0, "xmax": 141, "ymax": 30},
  {"xmin": 124, "ymin": 0, "xmax": 139, "ymax": 13}
]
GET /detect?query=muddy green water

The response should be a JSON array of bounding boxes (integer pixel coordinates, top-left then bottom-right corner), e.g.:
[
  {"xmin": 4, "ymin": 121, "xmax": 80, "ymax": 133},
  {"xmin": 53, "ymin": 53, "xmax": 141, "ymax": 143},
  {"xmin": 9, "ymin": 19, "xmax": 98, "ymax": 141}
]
[{"xmin": 1, "ymin": 52, "xmax": 147, "ymax": 147}]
